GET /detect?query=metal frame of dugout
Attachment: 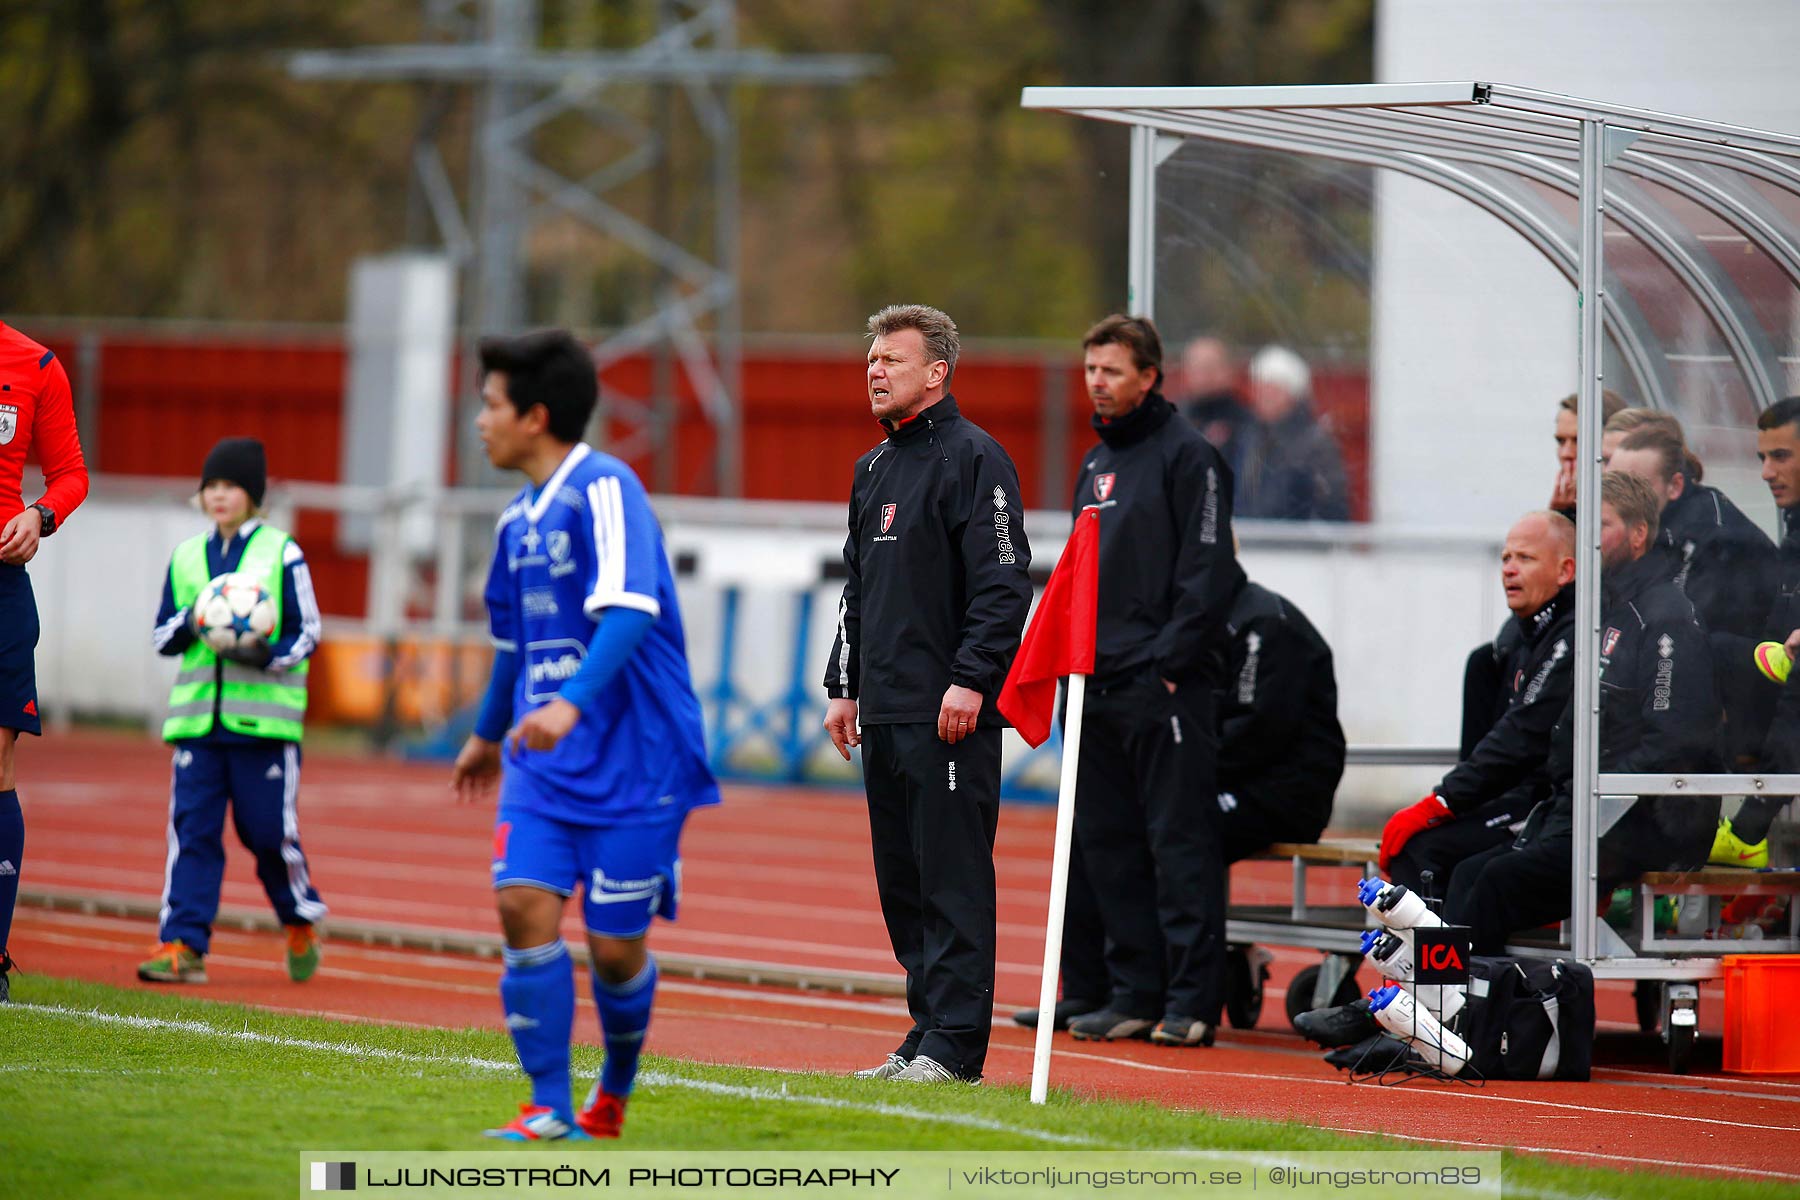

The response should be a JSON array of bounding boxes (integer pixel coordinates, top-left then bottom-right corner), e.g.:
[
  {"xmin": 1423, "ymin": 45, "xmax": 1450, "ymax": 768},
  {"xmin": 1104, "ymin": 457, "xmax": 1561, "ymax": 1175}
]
[{"xmin": 1021, "ymin": 82, "xmax": 1800, "ymax": 1067}]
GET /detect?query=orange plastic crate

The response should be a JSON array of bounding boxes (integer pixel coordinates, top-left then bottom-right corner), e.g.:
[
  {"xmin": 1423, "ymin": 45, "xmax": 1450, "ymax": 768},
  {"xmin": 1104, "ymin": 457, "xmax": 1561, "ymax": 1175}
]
[{"xmin": 1723, "ymin": 955, "xmax": 1800, "ymax": 1074}]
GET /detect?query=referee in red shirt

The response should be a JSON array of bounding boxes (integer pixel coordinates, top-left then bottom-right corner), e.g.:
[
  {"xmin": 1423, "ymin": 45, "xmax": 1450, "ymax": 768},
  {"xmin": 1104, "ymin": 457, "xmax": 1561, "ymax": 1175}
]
[{"xmin": 0, "ymin": 320, "xmax": 89, "ymax": 1002}]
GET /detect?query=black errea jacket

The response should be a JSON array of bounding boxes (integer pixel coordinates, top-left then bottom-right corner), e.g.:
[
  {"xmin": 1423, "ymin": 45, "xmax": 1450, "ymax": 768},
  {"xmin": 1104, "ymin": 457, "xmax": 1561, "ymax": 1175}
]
[
  {"xmin": 1531, "ymin": 555, "xmax": 1722, "ymax": 870},
  {"xmin": 1217, "ymin": 580, "xmax": 1345, "ymax": 806},
  {"xmin": 1436, "ymin": 585, "xmax": 1575, "ymax": 815},
  {"xmin": 1759, "ymin": 509, "xmax": 1800, "ymax": 771},
  {"xmin": 825, "ymin": 395, "xmax": 1033, "ymax": 725},
  {"xmin": 1658, "ymin": 482, "xmax": 1779, "ymax": 640},
  {"xmin": 1072, "ymin": 394, "xmax": 1245, "ymax": 689}
]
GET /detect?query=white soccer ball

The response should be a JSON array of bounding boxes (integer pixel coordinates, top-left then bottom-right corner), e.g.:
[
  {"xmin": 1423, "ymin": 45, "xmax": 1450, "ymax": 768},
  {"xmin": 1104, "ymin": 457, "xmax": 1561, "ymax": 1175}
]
[{"xmin": 193, "ymin": 572, "xmax": 277, "ymax": 657}]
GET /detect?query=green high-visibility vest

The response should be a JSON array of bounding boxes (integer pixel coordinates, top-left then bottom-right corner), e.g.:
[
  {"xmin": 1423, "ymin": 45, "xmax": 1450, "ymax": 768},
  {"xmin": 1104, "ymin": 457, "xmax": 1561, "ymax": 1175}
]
[{"xmin": 163, "ymin": 524, "xmax": 309, "ymax": 743}]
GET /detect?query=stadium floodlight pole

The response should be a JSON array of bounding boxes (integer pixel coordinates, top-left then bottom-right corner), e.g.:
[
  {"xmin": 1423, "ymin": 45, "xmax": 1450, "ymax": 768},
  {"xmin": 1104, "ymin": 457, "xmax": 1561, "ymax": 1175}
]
[{"xmin": 1030, "ymin": 668, "xmax": 1085, "ymax": 1105}]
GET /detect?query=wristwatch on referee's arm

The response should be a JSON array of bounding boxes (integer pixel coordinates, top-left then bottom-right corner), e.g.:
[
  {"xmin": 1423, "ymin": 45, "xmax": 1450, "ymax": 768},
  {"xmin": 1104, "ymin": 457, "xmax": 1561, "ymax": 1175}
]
[{"xmin": 31, "ymin": 503, "xmax": 56, "ymax": 537}]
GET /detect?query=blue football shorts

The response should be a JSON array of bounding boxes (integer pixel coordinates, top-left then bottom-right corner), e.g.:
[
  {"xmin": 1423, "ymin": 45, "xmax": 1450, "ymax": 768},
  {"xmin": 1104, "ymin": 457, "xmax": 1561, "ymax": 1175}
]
[
  {"xmin": 491, "ymin": 802, "xmax": 685, "ymax": 939},
  {"xmin": 0, "ymin": 564, "xmax": 41, "ymax": 736}
]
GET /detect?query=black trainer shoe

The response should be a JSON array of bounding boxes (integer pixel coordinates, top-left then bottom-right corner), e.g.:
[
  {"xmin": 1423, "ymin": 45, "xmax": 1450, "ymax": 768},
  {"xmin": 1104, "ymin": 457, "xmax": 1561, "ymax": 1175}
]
[
  {"xmin": 1067, "ymin": 1010, "xmax": 1157, "ymax": 1042},
  {"xmin": 1012, "ymin": 997, "xmax": 1103, "ymax": 1031},
  {"xmin": 1324, "ymin": 1033, "xmax": 1423, "ymax": 1073},
  {"xmin": 1294, "ymin": 997, "xmax": 1377, "ymax": 1048},
  {"xmin": 0, "ymin": 949, "xmax": 13, "ymax": 1004},
  {"xmin": 1150, "ymin": 1015, "xmax": 1216, "ymax": 1047}
]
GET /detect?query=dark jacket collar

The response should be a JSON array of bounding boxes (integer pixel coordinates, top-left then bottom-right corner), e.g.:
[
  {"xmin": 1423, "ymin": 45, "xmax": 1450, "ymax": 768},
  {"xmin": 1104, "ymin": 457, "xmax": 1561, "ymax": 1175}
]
[
  {"xmin": 881, "ymin": 394, "xmax": 959, "ymax": 442},
  {"xmin": 1782, "ymin": 504, "xmax": 1800, "ymax": 549},
  {"xmin": 1517, "ymin": 582, "xmax": 1575, "ymax": 642},
  {"xmin": 1093, "ymin": 391, "xmax": 1175, "ymax": 449},
  {"xmin": 1658, "ymin": 484, "xmax": 1713, "ymax": 543},
  {"xmin": 1603, "ymin": 551, "xmax": 1665, "ymax": 608}
]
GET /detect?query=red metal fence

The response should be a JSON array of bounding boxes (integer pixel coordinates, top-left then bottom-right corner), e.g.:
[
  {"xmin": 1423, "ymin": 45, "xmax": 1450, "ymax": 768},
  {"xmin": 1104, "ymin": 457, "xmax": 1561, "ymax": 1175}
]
[{"xmin": 34, "ymin": 325, "xmax": 1369, "ymax": 621}]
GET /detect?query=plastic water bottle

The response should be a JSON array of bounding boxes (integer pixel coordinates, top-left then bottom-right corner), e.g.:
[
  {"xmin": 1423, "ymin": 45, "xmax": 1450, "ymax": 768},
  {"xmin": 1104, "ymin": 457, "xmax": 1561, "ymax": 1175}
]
[
  {"xmin": 1364, "ymin": 929, "xmax": 1413, "ymax": 982},
  {"xmin": 1367, "ymin": 984, "xmax": 1470, "ymax": 1076},
  {"xmin": 1358, "ymin": 877, "xmax": 1446, "ymax": 931},
  {"xmin": 1362, "ymin": 932, "xmax": 1466, "ymax": 1022}
]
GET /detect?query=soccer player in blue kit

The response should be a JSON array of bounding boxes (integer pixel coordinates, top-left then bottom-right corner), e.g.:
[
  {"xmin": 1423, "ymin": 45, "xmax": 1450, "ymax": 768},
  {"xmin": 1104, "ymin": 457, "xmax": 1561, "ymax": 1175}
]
[{"xmin": 451, "ymin": 329, "xmax": 719, "ymax": 1142}]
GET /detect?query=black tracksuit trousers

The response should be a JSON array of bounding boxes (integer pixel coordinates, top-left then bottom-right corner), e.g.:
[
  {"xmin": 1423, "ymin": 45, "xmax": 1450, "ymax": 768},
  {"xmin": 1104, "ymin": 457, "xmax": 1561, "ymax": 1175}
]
[
  {"xmin": 861, "ymin": 723, "xmax": 1000, "ymax": 1079},
  {"xmin": 1073, "ymin": 675, "xmax": 1226, "ymax": 1025}
]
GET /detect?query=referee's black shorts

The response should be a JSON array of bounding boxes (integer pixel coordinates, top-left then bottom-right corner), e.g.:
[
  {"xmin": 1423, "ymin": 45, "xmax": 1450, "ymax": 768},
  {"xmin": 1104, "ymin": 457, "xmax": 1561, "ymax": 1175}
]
[{"xmin": 0, "ymin": 564, "xmax": 41, "ymax": 736}]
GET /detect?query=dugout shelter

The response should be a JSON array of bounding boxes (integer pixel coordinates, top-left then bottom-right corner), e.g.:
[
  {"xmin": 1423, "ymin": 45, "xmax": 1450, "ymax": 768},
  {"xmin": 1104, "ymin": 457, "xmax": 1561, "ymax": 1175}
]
[{"xmin": 1021, "ymin": 82, "xmax": 1800, "ymax": 1070}]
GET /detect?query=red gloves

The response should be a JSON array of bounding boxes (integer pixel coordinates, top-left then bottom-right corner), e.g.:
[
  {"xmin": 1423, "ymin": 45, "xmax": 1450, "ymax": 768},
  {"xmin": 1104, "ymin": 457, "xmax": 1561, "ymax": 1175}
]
[{"xmin": 1378, "ymin": 794, "xmax": 1452, "ymax": 872}]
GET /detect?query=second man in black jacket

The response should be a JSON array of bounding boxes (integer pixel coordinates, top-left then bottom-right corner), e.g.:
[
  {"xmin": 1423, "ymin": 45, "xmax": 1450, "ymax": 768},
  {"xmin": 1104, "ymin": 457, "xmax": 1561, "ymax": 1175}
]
[{"xmin": 1064, "ymin": 315, "xmax": 1245, "ymax": 1048}]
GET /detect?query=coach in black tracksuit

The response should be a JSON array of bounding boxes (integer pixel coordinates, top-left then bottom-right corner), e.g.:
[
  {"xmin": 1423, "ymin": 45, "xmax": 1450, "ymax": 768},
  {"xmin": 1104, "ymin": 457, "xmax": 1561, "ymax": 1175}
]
[
  {"xmin": 824, "ymin": 305, "xmax": 1031, "ymax": 1084},
  {"xmin": 1445, "ymin": 475, "xmax": 1720, "ymax": 955},
  {"xmin": 1064, "ymin": 315, "xmax": 1244, "ymax": 1048},
  {"xmin": 1215, "ymin": 578, "xmax": 1345, "ymax": 861},
  {"xmin": 1383, "ymin": 514, "xmax": 1580, "ymax": 896},
  {"xmin": 1387, "ymin": 582, "xmax": 1574, "ymax": 896}
]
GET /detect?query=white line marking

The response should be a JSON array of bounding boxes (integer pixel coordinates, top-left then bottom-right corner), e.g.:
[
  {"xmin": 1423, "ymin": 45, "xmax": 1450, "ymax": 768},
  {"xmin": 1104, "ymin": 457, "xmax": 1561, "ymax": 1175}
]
[
  {"xmin": 1162, "ymin": 1066, "xmax": 1800, "ymax": 1134},
  {"xmin": 1320, "ymin": 1122, "xmax": 1800, "ymax": 1183},
  {"xmin": 7, "ymin": 1003, "xmax": 1092, "ymax": 1146}
]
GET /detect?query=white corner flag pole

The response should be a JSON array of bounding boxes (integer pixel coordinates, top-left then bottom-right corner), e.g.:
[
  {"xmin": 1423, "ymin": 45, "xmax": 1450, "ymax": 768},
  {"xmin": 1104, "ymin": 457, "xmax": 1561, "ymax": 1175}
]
[{"xmin": 1029, "ymin": 671, "xmax": 1086, "ymax": 1105}]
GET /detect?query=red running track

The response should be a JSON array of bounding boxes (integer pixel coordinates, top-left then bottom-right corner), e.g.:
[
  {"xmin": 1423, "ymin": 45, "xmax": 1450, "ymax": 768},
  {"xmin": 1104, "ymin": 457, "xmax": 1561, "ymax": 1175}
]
[{"xmin": 12, "ymin": 732, "xmax": 1800, "ymax": 1182}]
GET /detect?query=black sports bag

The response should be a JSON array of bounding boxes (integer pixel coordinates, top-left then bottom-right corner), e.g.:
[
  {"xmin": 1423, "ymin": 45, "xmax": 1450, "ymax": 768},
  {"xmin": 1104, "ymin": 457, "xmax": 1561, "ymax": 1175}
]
[{"xmin": 1461, "ymin": 956, "xmax": 1596, "ymax": 1081}]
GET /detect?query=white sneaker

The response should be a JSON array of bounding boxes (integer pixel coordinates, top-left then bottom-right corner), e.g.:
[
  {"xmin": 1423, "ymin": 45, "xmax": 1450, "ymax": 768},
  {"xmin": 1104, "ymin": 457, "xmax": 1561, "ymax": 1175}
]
[
  {"xmin": 852, "ymin": 1053, "xmax": 910, "ymax": 1080},
  {"xmin": 891, "ymin": 1054, "xmax": 979, "ymax": 1084}
]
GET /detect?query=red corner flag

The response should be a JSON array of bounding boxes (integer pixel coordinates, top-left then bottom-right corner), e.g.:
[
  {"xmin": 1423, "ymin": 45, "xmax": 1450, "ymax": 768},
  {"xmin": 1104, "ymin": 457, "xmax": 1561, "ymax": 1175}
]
[{"xmin": 998, "ymin": 507, "xmax": 1100, "ymax": 747}]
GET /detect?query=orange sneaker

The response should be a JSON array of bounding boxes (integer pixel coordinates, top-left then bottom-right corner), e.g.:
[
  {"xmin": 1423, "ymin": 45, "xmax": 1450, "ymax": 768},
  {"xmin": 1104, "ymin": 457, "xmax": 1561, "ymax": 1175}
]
[
  {"xmin": 284, "ymin": 924, "xmax": 321, "ymax": 982},
  {"xmin": 137, "ymin": 940, "xmax": 207, "ymax": 983}
]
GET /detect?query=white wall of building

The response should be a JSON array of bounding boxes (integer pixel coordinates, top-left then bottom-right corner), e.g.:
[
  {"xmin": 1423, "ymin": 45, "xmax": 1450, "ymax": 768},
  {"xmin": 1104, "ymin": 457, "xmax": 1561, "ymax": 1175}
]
[{"xmin": 1373, "ymin": 0, "xmax": 1800, "ymax": 532}]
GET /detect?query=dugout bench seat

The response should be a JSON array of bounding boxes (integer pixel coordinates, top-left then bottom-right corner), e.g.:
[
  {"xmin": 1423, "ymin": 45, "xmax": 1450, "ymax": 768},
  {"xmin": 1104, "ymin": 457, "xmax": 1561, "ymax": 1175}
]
[
  {"xmin": 1225, "ymin": 839, "xmax": 1381, "ymax": 1029},
  {"xmin": 1225, "ymin": 840, "xmax": 1800, "ymax": 1047}
]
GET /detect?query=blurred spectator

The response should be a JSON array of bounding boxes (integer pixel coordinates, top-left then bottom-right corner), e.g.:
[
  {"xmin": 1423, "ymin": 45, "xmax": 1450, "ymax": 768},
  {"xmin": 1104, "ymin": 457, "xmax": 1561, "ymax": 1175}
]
[
  {"xmin": 1234, "ymin": 346, "xmax": 1348, "ymax": 522},
  {"xmin": 1551, "ymin": 389, "xmax": 1629, "ymax": 516},
  {"xmin": 1174, "ymin": 336, "xmax": 1249, "ymax": 473}
]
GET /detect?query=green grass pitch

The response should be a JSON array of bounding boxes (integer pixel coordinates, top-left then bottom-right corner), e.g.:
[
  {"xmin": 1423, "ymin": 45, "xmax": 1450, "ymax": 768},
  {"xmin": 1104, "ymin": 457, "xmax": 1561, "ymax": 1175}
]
[{"xmin": 0, "ymin": 974, "xmax": 1788, "ymax": 1200}]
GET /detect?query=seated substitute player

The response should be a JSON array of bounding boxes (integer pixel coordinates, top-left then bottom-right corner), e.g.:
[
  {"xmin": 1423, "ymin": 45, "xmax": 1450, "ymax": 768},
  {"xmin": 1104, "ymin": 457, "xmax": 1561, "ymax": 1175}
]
[
  {"xmin": 1380, "ymin": 511, "xmax": 1577, "ymax": 895},
  {"xmin": 1712, "ymin": 397, "xmax": 1800, "ymax": 862},
  {"xmin": 1443, "ymin": 473, "xmax": 1721, "ymax": 954},
  {"xmin": 451, "ymin": 329, "xmax": 719, "ymax": 1143},
  {"xmin": 141, "ymin": 437, "xmax": 326, "ymax": 984},
  {"xmin": 1214, "ymin": 572, "xmax": 1345, "ymax": 861},
  {"xmin": 0, "ymin": 318, "xmax": 88, "ymax": 1002},
  {"xmin": 1607, "ymin": 414, "xmax": 1784, "ymax": 859}
]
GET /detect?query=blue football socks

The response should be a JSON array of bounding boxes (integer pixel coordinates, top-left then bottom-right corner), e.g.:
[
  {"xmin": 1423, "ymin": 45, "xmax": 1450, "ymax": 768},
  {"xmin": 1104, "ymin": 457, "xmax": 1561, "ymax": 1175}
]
[
  {"xmin": 500, "ymin": 940, "xmax": 576, "ymax": 1119},
  {"xmin": 593, "ymin": 956, "xmax": 658, "ymax": 1097},
  {"xmin": 0, "ymin": 789, "xmax": 22, "ymax": 955}
]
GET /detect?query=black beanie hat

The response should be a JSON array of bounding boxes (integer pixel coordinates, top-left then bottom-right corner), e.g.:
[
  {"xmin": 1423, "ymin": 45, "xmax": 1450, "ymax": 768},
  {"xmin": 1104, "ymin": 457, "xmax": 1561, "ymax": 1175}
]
[{"xmin": 199, "ymin": 437, "xmax": 268, "ymax": 507}]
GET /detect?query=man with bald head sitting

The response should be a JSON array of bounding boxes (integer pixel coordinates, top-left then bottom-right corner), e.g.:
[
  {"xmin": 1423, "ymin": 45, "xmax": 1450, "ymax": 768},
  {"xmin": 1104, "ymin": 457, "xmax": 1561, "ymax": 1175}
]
[{"xmin": 1378, "ymin": 511, "xmax": 1578, "ymax": 896}]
